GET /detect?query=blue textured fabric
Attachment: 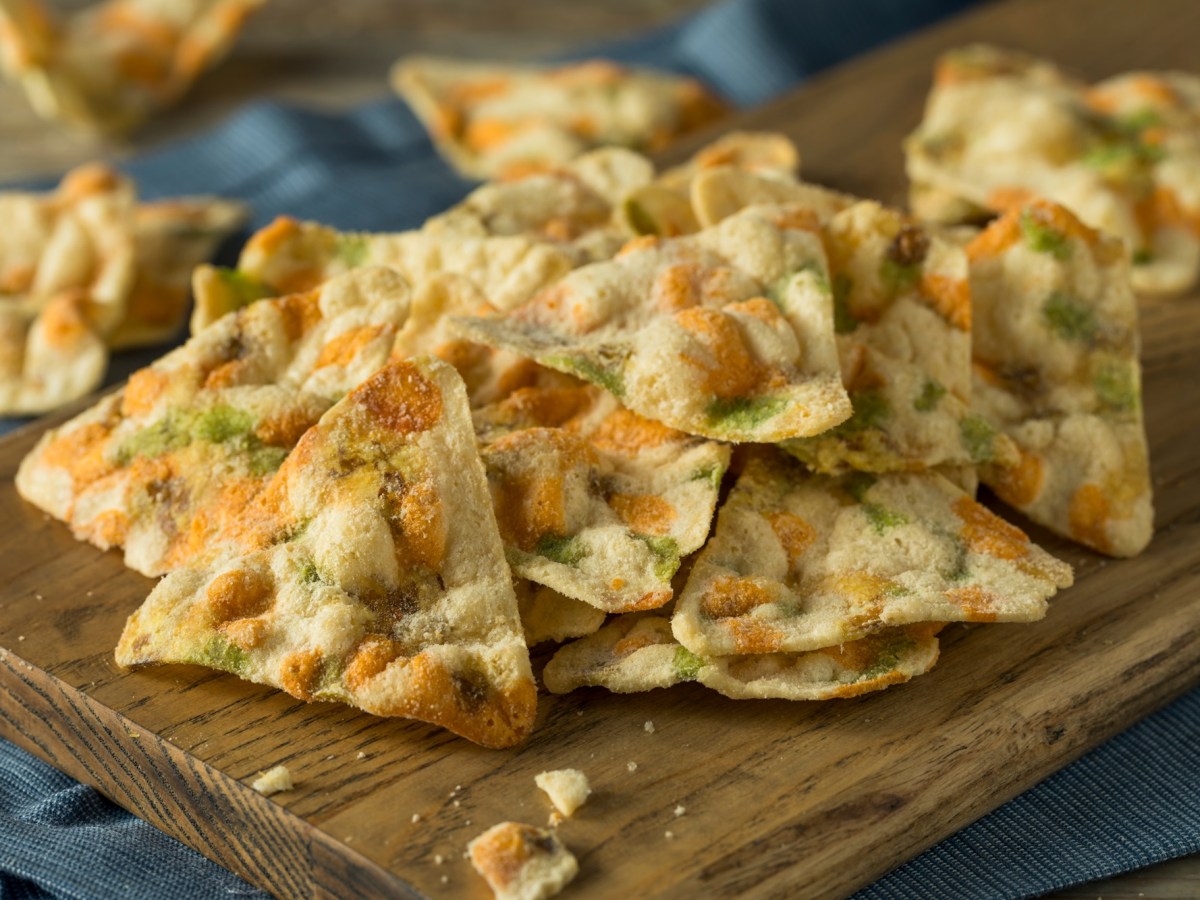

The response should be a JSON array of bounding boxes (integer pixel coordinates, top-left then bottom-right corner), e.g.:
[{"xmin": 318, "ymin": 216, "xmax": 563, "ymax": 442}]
[{"xmin": 2, "ymin": 0, "xmax": 1197, "ymax": 898}]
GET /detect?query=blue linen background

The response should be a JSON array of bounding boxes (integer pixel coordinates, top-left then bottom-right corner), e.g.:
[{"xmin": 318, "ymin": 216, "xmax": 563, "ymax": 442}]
[{"xmin": 2, "ymin": 1, "xmax": 1197, "ymax": 897}]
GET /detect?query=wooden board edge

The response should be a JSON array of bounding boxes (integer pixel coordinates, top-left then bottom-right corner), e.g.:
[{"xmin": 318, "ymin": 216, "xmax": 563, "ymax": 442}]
[{"xmin": 0, "ymin": 647, "xmax": 420, "ymax": 900}]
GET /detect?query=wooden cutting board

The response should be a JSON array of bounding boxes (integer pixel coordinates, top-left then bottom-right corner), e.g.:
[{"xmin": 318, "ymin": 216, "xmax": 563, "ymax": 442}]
[{"xmin": 3, "ymin": 0, "xmax": 1199, "ymax": 896}]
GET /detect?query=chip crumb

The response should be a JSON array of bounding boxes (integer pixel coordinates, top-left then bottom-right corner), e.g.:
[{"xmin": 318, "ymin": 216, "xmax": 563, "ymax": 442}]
[
  {"xmin": 453, "ymin": 799, "xmax": 462, "ymax": 808},
  {"xmin": 627, "ymin": 761, "xmax": 638, "ymax": 773},
  {"xmin": 325, "ymin": 754, "xmax": 335, "ymax": 761},
  {"xmin": 440, "ymin": 875, "xmax": 449, "ymax": 885},
  {"xmin": 17, "ymin": 636, "xmax": 25, "ymax": 642},
  {"xmin": 535, "ymin": 769, "xmax": 591, "ymax": 817},
  {"xmin": 644, "ymin": 720, "xmax": 655, "ymax": 733},
  {"xmin": 356, "ymin": 751, "xmax": 366, "ymax": 760},
  {"xmin": 664, "ymin": 830, "xmax": 675, "ymax": 840},
  {"xmin": 250, "ymin": 765, "xmax": 294, "ymax": 796},
  {"xmin": 468, "ymin": 821, "xmax": 578, "ymax": 900},
  {"xmin": 674, "ymin": 805, "xmax": 686, "ymax": 817},
  {"xmin": 34, "ymin": 593, "xmax": 42, "ymax": 600},
  {"xmin": 412, "ymin": 813, "xmax": 422, "ymax": 824},
  {"xmin": 434, "ymin": 854, "xmax": 445, "ymax": 865}
]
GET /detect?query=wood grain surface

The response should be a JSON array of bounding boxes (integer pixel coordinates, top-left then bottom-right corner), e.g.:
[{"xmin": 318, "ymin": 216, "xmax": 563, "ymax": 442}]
[{"xmin": 2, "ymin": 0, "xmax": 1200, "ymax": 897}]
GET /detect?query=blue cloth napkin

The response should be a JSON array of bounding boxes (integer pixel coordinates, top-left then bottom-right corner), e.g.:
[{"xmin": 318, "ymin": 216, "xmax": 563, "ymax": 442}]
[{"xmin": 3, "ymin": 0, "xmax": 1197, "ymax": 897}]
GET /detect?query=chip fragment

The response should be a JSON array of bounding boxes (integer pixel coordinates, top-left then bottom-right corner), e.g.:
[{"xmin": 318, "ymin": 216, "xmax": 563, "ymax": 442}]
[{"xmin": 468, "ymin": 821, "xmax": 578, "ymax": 900}]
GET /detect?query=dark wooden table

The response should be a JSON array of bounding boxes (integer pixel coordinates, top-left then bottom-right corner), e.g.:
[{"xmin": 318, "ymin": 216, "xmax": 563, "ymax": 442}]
[{"xmin": 0, "ymin": 1, "xmax": 1196, "ymax": 897}]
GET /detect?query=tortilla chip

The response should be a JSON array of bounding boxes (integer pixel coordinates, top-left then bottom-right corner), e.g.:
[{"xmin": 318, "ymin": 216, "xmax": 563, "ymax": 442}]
[
  {"xmin": 671, "ymin": 452, "xmax": 1073, "ymax": 657},
  {"xmin": 968, "ymin": 200, "xmax": 1153, "ymax": 557},
  {"xmin": 454, "ymin": 204, "xmax": 851, "ymax": 442},
  {"xmin": 657, "ymin": 131, "xmax": 801, "ymax": 190},
  {"xmin": 115, "ymin": 358, "xmax": 537, "ymax": 748},
  {"xmin": 0, "ymin": 289, "xmax": 108, "ymax": 415},
  {"xmin": 424, "ymin": 146, "xmax": 654, "ymax": 264},
  {"xmin": 392, "ymin": 54, "xmax": 727, "ymax": 179},
  {"xmin": 906, "ymin": 44, "xmax": 1200, "ymax": 295},
  {"xmin": 542, "ymin": 614, "xmax": 941, "ymax": 700},
  {"xmin": 110, "ymin": 196, "xmax": 248, "ymax": 349},
  {"xmin": 515, "ymin": 579, "xmax": 606, "ymax": 646},
  {"xmin": 619, "ymin": 133, "xmax": 806, "ymax": 240},
  {"xmin": 17, "ymin": 267, "xmax": 412, "ymax": 577},
  {"xmin": 191, "ymin": 216, "xmax": 574, "ymax": 332},
  {"xmin": 476, "ymin": 381, "xmax": 729, "ymax": 612},
  {"xmin": 689, "ymin": 168, "xmax": 854, "ymax": 230},
  {"xmin": 782, "ymin": 200, "xmax": 1018, "ymax": 473},
  {"xmin": 0, "ymin": 0, "xmax": 264, "ymax": 131}
]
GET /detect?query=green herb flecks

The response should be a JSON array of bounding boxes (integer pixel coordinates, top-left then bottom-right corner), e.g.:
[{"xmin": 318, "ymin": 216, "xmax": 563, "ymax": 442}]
[
  {"xmin": 194, "ymin": 636, "xmax": 250, "ymax": 676},
  {"xmin": 832, "ymin": 274, "xmax": 859, "ymax": 334},
  {"xmin": 1094, "ymin": 362, "xmax": 1139, "ymax": 415},
  {"xmin": 880, "ymin": 257, "xmax": 921, "ymax": 295},
  {"xmin": 913, "ymin": 379, "xmax": 946, "ymax": 412},
  {"xmin": 335, "ymin": 234, "xmax": 370, "ymax": 267},
  {"xmin": 193, "ymin": 405, "xmax": 255, "ymax": 444},
  {"xmin": 706, "ymin": 394, "xmax": 788, "ymax": 432},
  {"xmin": 834, "ymin": 388, "xmax": 889, "ymax": 435},
  {"xmin": 115, "ymin": 412, "xmax": 193, "ymax": 465},
  {"xmin": 1019, "ymin": 211, "xmax": 1072, "ymax": 260},
  {"xmin": 635, "ymin": 534, "xmax": 680, "ymax": 582},
  {"xmin": 672, "ymin": 645, "xmax": 704, "ymax": 682},
  {"xmin": 960, "ymin": 415, "xmax": 999, "ymax": 464},
  {"xmin": 536, "ymin": 534, "xmax": 590, "ymax": 567},
  {"xmin": 862, "ymin": 503, "xmax": 908, "ymax": 535},
  {"xmin": 542, "ymin": 353, "xmax": 626, "ymax": 398},
  {"xmin": 1042, "ymin": 292, "xmax": 1097, "ymax": 343}
]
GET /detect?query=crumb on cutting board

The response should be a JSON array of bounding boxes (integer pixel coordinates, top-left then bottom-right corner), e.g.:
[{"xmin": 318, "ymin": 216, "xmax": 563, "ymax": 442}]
[
  {"xmin": 534, "ymin": 769, "xmax": 591, "ymax": 818},
  {"xmin": 468, "ymin": 821, "xmax": 578, "ymax": 900},
  {"xmin": 250, "ymin": 764, "xmax": 294, "ymax": 796},
  {"xmin": 644, "ymin": 720, "xmax": 655, "ymax": 733}
]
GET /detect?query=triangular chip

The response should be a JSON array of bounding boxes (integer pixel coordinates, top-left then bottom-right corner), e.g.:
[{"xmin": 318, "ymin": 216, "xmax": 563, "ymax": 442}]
[
  {"xmin": 689, "ymin": 168, "xmax": 854, "ymax": 230},
  {"xmin": 515, "ymin": 579, "xmax": 606, "ymax": 646},
  {"xmin": 0, "ymin": 289, "xmax": 108, "ymax": 414},
  {"xmin": 618, "ymin": 132, "xmax": 804, "ymax": 238},
  {"xmin": 476, "ymin": 381, "xmax": 729, "ymax": 612},
  {"xmin": 191, "ymin": 215, "xmax": 573, "ymax": 332},
  {"xmin": 657, "ymin": 130, "xmax": 801, "ymax": 190},
  {"xmin": 423, "ymin": 147, "xmax": 654, "ymax": 264},
  {"xmin": 672, "ymin": 452, "xmax": 1072, "ymax": 657},
  {"xmin": 905, "ymin": 45, "xmax": 1200, "ymax": 295},
  {"xmin": 455, "ymin": 204, "xmax": 851, "ymax": 442},
  {"xmin": 116, "ymin": 358, "xmax": 537, "ymax": 748},
  {"xmin": 110, "ymin": 196, "xmax": 248, "ymax": 349},
  {"xmin": 967, "ymin": 200, "xmax": 1153, "ymax": 557},
  {"xmin": 0, "ymin": 0, "xmax": 264, "ymax": 131},
  {"xmin": 782, "ymin": 200, "xmax": 1017, "ymax": 473},
  {"xmin": 391, "ymin": 55, "xmax": 727, "ymax": 179},
  {"xmin": 542, "ymin": 614, "xmax": 941, "ymax": 701},
  {"xmin": 17, "ymin": 267, "xmax": 411, "ymax": 576}
]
